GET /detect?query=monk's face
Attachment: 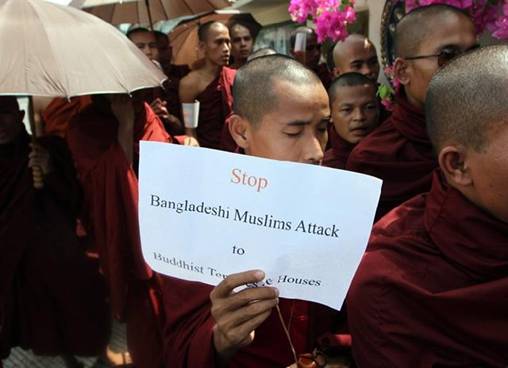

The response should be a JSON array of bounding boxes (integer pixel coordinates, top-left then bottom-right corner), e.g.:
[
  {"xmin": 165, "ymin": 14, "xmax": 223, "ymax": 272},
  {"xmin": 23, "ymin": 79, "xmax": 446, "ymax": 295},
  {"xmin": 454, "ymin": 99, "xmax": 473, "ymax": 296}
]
[
  {"xmin": 333, "ymin": 39, "xmax": 380, "ymax": 81},
  {"xmin": 399, "ymin": 15, "xmax": 476, "ymax": 109},
  {"xmin": 129, "ymin": 31, "xmax": 160, "ymax": 62},
  {"xmin": 0, "ymin": 100, "xmax": 23, "ymax": 144},
  {"xmin": 230, "ymin": 24, "xmax": 253, "ymax": 62},
  {"xmin": 156, "ymin": 34, "xmax": 172, "ymax": 65},
  {"xmin": 244, "ymin": 79, "xmax": 330, "ymax": 164},
  {"xmin": 331, "ymin": 84, "xmax": 379, "ymax": 145},
  {"xmin": 465, "ymin": 122, "xmax": 508, "ymax": 223},
  {"xmin": 201, "ymin": 23, "xmax": 231, "ymax": 67}
]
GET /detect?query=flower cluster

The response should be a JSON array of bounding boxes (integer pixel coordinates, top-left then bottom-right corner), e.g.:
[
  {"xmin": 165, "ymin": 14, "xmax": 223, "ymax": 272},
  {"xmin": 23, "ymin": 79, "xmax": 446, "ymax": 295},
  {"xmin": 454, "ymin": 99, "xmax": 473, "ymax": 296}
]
[
  {"xmin": 288, "ymin": 0, "xmax": 357, "ymax": 43},
  {"xmin": 406, "ymin": 0, "xmax": 508, "ymax": 40}
]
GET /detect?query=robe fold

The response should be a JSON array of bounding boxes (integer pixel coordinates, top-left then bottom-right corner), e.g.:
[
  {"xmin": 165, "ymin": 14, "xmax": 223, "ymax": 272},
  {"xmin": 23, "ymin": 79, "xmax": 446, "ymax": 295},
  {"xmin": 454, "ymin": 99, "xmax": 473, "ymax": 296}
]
[
  {"xmin": 0, "ymin": 128, "xmax": 110, "ymax": 359},
  {"xmin": 322, "ymin": 129, "xmax": 355, "ymax": 169},
  {"xmin": 67, "ymin": 102, "xmax": 170, "ymax": 368},
  {"xmin": 160, "ymin": 276, "xmax": 338, "ymax": 368},
  {"xmin": 42, "ymin": 96, "xmax": 92, "ymax": 138},
  {"xmin": 195, "ymin": 67, "xmax": 236, "ymax": 150},
  {"xmin": 348, "ymin": 171, "xmax": 508, "ymax": 367},
  {"xmin": 345, "ymin": 93, "xmax": 436, "ymax": 220}
]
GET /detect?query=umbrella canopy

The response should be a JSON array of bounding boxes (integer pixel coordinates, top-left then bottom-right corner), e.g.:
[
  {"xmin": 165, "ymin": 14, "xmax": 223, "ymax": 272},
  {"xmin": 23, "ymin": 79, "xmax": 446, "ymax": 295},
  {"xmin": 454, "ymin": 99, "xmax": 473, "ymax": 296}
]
[
  {"xmin": 170, "ymin": 10, "xmax": 261, "ymax": 66},
  {"xmin": 74, "ymin": 0, "xmax": 237, "ymax": 26},
  {"xmin": 0, "ymin": 0, "xmax": 165, "ymax": 97}
]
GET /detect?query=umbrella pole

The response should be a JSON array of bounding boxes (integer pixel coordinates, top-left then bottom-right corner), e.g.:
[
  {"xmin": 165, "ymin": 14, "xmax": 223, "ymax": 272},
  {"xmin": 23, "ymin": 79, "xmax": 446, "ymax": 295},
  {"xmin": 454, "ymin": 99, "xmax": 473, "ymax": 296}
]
[
  {"xmin": 28, "ymin": 96, "xmax": 44, "ymax": 190},
  {"xmin": 145, "ymin": 0, "xmax": 154, "ymax": 31}
]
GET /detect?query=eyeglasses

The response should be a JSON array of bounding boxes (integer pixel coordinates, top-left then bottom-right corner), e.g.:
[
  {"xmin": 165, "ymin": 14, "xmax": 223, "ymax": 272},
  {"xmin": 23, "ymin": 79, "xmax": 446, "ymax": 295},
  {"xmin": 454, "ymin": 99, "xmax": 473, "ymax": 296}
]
[{"xmin": 404, "ymin": 44, "xmax": 480, "ymax": 67}]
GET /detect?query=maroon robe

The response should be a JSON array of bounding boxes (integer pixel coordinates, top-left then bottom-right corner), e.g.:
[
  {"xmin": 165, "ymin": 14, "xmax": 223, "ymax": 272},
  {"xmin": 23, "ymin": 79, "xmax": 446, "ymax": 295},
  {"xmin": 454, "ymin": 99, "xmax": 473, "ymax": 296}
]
[
  {"xmin": 67, "ymin": 102, "xmax": 171, "ymax": 368},
  {"xmin": 313, "ymin": 63, "xmax": 332, "ymax": 89},
  {"xmin": 0, "ymin": 128, "xmax": 109, "ymax": 359},
  {"xmin": 195, "ymin": 67, "xmax": 236, "ymax": 150},
  {"xmin": 348, "ymin": 171, "xmax": 508, "ymax": 367},
  {"xmin": 322, "ymin": 129, "xmax": 354, "ymax": 169},
  {"xmin": 345, "ymin": 93, "xmax": 437, "ymax": 220},
  {"xmin": 160, "ymin": 276, "xmax": 338, "ymax": 368}
]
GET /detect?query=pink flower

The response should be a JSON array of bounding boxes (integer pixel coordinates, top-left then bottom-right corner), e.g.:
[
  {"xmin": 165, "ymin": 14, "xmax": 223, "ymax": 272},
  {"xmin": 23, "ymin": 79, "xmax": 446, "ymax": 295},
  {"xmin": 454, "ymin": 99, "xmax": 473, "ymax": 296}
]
[
  {"xmin": 289, "ymin": 0, "xmax": 357, "ymax": 43},
  {"xmin": 289, "ymin": 0, "xmax": 319, "ymax": 23}
]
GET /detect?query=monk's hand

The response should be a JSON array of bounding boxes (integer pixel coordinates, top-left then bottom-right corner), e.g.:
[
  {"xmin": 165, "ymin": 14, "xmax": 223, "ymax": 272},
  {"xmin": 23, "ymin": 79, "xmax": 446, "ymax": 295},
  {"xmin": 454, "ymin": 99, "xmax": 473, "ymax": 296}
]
[
  {"xmin": 183, "ymin": 136, "xmax": 199, "ymax": 147},
  {"xmin": 150, "ymin": 98, "xmax": 170, "ymax": 121},
  {"xmin": 210, "ymin": 270, "xmax": 279, "ymax": 362},
  {"xmin": 29, "ymin": 143, "xmax": 53, "ymax": 174}
]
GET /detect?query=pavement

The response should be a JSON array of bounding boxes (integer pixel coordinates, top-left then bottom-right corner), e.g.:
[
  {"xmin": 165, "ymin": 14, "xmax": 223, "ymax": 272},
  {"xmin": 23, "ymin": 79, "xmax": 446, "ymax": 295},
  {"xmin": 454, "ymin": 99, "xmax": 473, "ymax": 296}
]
[{"xmin": 2, "ymin": 321, "xmax": 128, "ymax": 368}]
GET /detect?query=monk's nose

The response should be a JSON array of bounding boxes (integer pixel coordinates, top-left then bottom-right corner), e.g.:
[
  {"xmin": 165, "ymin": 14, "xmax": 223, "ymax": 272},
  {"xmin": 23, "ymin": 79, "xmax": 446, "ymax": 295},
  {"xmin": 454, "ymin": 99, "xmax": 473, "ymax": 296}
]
[{"xmin": 303, "ymin": 134, "xmax": 324, "ymax": 164}]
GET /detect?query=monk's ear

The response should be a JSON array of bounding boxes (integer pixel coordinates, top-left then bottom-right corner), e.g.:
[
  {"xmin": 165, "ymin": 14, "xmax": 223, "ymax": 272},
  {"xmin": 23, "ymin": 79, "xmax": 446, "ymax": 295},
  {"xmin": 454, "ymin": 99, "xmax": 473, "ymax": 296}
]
[
  {"xmin": 332, "ymin": 67, "xmax": 342, "ymax": 79},
  {"xmin": 438, "ymin": 145, "xmax": 473, "ymax": 188},
  {"xmin": 229, "ymin": 114, "xmax": 251, "ymax": 150},
  {"xmin": 393, "ymin": 57, "xmax": 410, "ymax": 86}
]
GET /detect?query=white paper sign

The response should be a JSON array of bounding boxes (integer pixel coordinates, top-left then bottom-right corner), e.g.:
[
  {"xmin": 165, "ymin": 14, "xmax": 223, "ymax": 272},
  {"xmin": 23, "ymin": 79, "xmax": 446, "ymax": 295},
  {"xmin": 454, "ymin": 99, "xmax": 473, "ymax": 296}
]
[
  {"xmin": 139, "ymin": 142, "xmax": 382, "ymax": 310},
  {"xmin": 182, "ymin": 101, "xmax": 200, "ymax": 128}
]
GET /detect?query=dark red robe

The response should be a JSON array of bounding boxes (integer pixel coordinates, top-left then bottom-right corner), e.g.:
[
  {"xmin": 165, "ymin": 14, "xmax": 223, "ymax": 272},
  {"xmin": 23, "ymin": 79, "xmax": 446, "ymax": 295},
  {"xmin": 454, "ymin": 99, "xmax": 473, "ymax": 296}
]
[
  {"xmin": 195, "ymin": 67, "xmax": 236, "ymax": 150},
  {"xmin": 322, "ymin": 129, "xmax": 354, "ymax": 169},
  {"xmin": 42, "ymin": 96, "xmax": 92, "ymax": 138},
  {"xmin": 67, "ymin": 102, "xmax": 171, "ymax": 368},
  {"xmin": 160, "ymin": 276, "xmax": 339, "ymax": 368},
  {"xmin": 313, "ymin": 63, "xmax": 332, "ymax": 89},
  {"xmin": 348, "ymin": 171, "xmax": 508, "ymax": 367},
  {"xmin": 0, "ymin": 128, "xmax": 109, "ymax": 360},
  {"xmin": 345, "ymin": 93, "xmax": 436, "ymax": 220}
]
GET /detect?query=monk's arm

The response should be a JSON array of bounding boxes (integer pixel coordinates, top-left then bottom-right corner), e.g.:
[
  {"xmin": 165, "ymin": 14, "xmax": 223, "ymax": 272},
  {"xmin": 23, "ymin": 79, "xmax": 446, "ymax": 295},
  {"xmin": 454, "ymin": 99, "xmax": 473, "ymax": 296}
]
[{"xmin": 179, "ymin": 75, "xmax": 199, "ymax": 140}]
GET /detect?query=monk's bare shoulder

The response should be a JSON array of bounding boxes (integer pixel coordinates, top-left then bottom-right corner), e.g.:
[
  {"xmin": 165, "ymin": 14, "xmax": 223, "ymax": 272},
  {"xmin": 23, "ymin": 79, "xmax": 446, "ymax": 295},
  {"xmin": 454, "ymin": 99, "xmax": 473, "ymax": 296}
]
[{"xmin": 179, "ymin": 70, "xmax": 206, "ymax": 102}]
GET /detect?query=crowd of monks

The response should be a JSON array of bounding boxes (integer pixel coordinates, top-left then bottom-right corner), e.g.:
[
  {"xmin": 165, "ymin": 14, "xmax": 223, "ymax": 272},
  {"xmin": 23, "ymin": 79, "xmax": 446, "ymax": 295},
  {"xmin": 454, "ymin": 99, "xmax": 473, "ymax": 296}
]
[{"xmin": 1, "ymin": 3, "xmax": 507, "ymax": 368}]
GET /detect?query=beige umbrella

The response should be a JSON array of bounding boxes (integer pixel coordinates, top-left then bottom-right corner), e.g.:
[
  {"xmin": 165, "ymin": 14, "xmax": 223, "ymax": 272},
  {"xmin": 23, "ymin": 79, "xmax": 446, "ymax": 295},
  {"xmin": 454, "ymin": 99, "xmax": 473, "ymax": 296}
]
[
  {"xmin": 0, "ymin": 0, "xmax": 166, "ymax": 187},
  {"xmin": 73, "ymin": 0, "xmax": 237, "ymax": 26},
  {"xmin": 0, "ymin": 0, "xmax": 166, "ymax": 97}
]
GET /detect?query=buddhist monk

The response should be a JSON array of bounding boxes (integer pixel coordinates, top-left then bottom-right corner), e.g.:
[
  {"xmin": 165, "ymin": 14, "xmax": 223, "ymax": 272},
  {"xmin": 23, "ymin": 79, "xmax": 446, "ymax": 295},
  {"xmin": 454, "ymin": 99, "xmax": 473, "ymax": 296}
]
[
  {"xmin": 179, "ymin": 21, "xmax": 236, "ymax": 149},
  {"xmin": 348, "ymin": 45, "xmax": 508, "ymax": 368},
  {"xmin": 290, "ymin": 27, "xmax": 331, "ymax": 89},
  {"xmin": 0, "ymin": 96, "xmax": 109, "ymax": 368},
  {"xmin": 67, "ymin": 95, "xmax": 171, "ymax": 368},
  {"xmin": 229, "ymin": 21, "xmax": 255, "ymax": 69},
  {"xmin": 127, "ymin": 27, "xmax": 159, "ymax": 62},
  {"xmin": 331, "ymin": 34, "xmax": 380, "ymax": 82},
  {"xmin": 153, "ymin": 30, "xmax": 191, "ymax": 136},
  {"xmin": 160, "ymin": 55, "xmax": 348, "ymax": 368},
  {"xmin": 345, "ymin": 5, "xmax": 478, "ymax": 220},
  {"xmin": 323, "ymin": 73, "xmax": 379, "ymax": 170}
]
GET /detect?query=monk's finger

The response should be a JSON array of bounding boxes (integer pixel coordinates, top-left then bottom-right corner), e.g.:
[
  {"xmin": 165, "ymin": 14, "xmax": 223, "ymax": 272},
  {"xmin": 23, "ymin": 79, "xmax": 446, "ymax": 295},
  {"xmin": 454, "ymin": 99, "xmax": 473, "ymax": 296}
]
[
  {"xmin": 216, "ymin": 309, "xmax": 272, "ymax": 349},
  {"xmin": 210, "ymin": 270, "xmax": 265, "ymax": 299},
  {"xmin": 215, "ymin": 298, "xmax": 278, "ymax": 331},
  {"xmin": 215, "ymin": 286, "xmax": 279, "ymax": 316}
]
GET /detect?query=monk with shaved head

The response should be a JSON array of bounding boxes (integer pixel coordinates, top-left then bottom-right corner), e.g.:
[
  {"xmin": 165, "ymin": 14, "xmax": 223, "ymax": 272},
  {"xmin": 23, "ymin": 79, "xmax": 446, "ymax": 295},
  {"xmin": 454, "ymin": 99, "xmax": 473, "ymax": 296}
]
[
  {"xmin": 332, "ymin": 34, "xmax": 380, "ymax": 82},
  {"xmin": 345, "ymin": 5, "xmax": 478, "ymax": 220},
  {"xmin": 179, "ymin": 21, "xmax": 236, "ymax": 149},
  {"xmin": 160, "ymin": 55, "xmax": 343, "ymax": 368},
  {"xmin": 348, "ymin": 45, "xmax": 508, "ymax": 367}
]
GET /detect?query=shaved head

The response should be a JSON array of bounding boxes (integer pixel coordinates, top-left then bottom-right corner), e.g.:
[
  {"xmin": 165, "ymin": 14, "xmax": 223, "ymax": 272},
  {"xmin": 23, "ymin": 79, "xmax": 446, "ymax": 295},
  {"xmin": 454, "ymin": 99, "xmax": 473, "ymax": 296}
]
[
  {"xmin": 0, "ymin": 96, "xmax": 20, "ymax": 112},
  {"xmin": 333, "ymin": 34, "xmax": 374, "ymax": 65},
  {"xmin": 332, "ymin": 34, "xmax": 379, "ymax": 81},
  {"xmin": 233, "ymin": 55, "xmax": 322, "ymax": 124},
  {"xmin": 198, "ymin": 21, "xmax": 227, "ymax": 42},
  {"xmin": 328, "ymin": 72, "xmax": 376, "ymax": 103},
  {"xmin": 395, "ymin": 4, "xmax": 472, "ymax": 57},
  {"xmin": 426, "ymin": 45, "xmax": 508, "ymax": 152},
  {"xmin": 247, "ymin": 47, "xmax": 277, "ymax": 62}
]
